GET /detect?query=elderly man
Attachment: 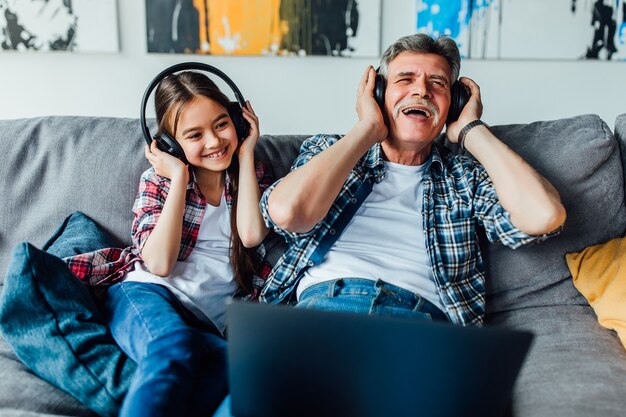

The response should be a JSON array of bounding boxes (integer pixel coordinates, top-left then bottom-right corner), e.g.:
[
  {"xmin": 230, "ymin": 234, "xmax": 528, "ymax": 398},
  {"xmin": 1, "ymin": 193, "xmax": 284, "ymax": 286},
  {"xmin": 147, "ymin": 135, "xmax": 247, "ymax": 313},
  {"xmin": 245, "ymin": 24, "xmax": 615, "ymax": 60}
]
[{"xmin": 259, "ymin": 33, "xmax": 566, "ymax": 326}]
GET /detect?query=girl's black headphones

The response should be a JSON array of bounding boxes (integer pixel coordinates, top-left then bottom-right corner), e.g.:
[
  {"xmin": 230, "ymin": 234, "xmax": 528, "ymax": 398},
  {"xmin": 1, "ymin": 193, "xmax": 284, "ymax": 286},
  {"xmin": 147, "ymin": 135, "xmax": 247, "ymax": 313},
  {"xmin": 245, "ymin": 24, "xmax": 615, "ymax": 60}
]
[
  {"xmin": 373, "ymin": 69, "xmax": 470, "ymax": 124},
  {"xmin": 140, "ymin": 62, "xmax": 250, "ymax": 165}
]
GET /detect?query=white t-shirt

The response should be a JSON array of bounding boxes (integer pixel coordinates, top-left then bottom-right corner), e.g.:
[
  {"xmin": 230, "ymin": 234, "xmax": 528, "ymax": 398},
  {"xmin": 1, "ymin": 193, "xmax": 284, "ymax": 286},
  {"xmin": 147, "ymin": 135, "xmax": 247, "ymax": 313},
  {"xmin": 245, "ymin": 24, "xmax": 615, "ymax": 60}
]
[
  {"xmin": 125, "ymin": 193, "xmax": 236, "ymax": 334},
  {"xmin": 298, "ymin": 160, "xmax": 442, "ymax": 311}
]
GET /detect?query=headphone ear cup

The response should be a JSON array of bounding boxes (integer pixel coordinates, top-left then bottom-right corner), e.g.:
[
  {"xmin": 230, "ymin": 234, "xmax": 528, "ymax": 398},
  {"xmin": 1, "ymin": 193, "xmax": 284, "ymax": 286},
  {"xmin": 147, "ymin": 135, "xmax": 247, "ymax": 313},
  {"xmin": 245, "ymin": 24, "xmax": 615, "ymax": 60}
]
[
  {"xmin": 373, "ymin": 73, "xmax": 386, "ymax": 110},
  {"xmin": 228, "ymin": 101, "xmax": 249, "ymax": 141},
  {"xmin": 447, "ymin": 82, "xmax": 470, "ymax": 123},
  {"xmin": 155, "ymin": 132, "xmax": 189, "ymax": 165}
]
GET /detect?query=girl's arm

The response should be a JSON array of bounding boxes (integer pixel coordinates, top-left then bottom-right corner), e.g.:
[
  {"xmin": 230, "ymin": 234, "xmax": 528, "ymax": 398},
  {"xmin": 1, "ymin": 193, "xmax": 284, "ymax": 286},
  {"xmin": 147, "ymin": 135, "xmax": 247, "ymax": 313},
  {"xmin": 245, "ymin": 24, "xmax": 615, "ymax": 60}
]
[
  {"xmin": 236, "ymin": 101, "xmax": 270, "ymax": 248},
  {"xmin": 140, "ymin": 140, "xmax": 190, "ymax": 276}
]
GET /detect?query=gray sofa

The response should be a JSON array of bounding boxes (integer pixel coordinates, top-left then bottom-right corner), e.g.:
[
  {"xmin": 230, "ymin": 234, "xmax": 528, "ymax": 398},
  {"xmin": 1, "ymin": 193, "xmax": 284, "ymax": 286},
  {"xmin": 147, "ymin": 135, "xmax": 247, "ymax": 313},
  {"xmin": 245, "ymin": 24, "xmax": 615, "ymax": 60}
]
[{"xmin": 1, "ymin": 114, "xmax": 625, "ymax": 417}]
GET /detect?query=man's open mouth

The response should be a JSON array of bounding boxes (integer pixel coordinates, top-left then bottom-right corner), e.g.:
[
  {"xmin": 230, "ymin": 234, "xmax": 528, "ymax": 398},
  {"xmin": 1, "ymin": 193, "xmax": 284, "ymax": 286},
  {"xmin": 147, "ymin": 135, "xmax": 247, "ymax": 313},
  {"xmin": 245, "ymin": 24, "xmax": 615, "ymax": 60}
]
[{"xmin": 401, "ymin": 106, "xmax": 432, "ymax": 118}]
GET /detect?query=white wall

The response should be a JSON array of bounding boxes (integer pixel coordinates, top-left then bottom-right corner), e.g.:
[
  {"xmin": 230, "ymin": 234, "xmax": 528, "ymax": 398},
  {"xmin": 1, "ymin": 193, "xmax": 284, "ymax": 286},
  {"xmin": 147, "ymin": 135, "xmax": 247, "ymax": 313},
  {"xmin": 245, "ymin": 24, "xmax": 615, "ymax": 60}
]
[{"xmin": 0, "ymin": 0, "xmax": 624, "ymax": 134}]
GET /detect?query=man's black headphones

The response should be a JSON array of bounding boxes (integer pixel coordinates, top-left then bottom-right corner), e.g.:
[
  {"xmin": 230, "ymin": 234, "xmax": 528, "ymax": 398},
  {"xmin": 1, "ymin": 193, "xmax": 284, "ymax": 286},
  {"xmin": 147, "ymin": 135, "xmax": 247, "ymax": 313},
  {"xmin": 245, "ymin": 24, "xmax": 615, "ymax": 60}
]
[
  {"xmin": 140, "ymin": 62, "xmax": 250, "ymax": 165},
  {"xmin": 373, "ymin": 69, "xmax": 470, "ymax": 124}
]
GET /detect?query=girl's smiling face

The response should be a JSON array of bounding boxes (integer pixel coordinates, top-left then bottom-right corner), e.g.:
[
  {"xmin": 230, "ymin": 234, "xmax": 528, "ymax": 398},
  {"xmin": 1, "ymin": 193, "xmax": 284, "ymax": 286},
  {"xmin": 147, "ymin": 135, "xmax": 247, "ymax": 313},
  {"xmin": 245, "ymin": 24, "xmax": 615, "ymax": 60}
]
[{"xmin": 170, "ymin": 95, "xmax": 239, "ymax": 172}]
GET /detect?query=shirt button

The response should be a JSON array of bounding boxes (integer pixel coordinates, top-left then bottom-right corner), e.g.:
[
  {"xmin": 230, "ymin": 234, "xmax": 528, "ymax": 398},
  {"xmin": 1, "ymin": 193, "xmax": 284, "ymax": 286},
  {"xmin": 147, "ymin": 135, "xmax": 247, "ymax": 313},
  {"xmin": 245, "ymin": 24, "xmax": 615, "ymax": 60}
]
[
  {"xmin": 307, "ymin": 261, "xmax": 315, "ymax": 267},
  {"xmin": 350, "ymin": 198, "xmax": 357, "ymax": 204},
  {"xmin": 329, "ymin": 229, "xmax": 336, "ymax": 235}
]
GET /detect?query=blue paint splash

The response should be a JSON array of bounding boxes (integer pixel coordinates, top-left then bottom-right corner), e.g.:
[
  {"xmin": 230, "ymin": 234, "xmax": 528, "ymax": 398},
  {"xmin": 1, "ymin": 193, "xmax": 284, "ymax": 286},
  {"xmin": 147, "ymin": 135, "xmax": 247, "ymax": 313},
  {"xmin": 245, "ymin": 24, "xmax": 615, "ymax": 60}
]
[{"xmin": 416, "ymin": 0, "xmax": 494, "ymax": 41}]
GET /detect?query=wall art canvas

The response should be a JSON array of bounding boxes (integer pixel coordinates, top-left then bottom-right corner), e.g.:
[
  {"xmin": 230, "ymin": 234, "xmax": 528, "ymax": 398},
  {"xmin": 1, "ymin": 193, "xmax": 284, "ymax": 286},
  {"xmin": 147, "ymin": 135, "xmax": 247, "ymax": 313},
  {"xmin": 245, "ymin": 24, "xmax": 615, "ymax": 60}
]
[
  {"xmin": 0, "ymin": 0, "xmax": 119, "ymax": 52},
  {"xmin": 146, "ymin": 0, "xmax": 381, "ymax": 57},
  {"xmin": 417, "ymin": 0, "xmax": 626, "ymax": 60}
]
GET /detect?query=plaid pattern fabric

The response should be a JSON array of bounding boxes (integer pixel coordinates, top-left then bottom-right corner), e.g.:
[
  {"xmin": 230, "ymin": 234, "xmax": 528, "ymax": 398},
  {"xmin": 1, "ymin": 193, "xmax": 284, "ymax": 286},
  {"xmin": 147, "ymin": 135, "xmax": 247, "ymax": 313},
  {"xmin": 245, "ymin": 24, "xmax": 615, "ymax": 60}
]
[
  {"xmin": 65, "ymin": 161, "xmax": 273, "ymax": 297},
  {"xmin": 259, "ymin": 134, "xmax": 558, "ymax": 325}
]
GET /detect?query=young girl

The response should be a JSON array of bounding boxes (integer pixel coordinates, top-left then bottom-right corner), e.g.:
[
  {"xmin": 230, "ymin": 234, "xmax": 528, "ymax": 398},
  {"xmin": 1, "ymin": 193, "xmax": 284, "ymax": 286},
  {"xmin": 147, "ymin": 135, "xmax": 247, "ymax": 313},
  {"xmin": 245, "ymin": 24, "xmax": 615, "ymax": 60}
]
[{"xmin": 72, "ymin": 71, "xmax": 271, "ymax": 417}]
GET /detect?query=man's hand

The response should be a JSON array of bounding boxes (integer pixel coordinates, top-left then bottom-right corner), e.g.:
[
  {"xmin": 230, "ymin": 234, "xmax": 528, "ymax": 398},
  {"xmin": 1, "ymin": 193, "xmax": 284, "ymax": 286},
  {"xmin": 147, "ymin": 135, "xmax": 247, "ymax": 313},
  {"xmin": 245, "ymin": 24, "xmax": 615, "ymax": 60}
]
[
  {"xmin": 446, "ymin": 76, "xmax": 484, "ymax": 143},
  {"xmin": 443, "ymin": 77, "xmax": 566, "ymax": 235},
  {"xmin": 356, "ymin": 66, "xmax": 388, "ymax": 143}
]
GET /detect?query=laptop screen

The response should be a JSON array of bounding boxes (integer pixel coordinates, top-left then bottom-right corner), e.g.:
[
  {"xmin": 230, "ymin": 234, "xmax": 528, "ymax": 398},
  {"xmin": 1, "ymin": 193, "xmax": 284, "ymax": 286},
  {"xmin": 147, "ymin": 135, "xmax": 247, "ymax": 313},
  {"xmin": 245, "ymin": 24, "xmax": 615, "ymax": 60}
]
[{"xmin": 226, "ymin": 302, "xmax": 532, "ymax": 417}]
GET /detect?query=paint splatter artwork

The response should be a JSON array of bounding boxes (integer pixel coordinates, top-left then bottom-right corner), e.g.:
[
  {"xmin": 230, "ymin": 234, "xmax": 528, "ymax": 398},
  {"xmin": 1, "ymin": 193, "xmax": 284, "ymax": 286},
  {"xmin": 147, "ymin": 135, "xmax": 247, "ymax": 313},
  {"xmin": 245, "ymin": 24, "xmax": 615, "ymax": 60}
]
[
  {"xmin": 0, "ymin": 0, "xmax": 119, "ymax": 52},
  {"xmin": 146, "ymin": 0, "xmax": 381, "ymax": 57},
  {"xmin": 417, "ymin": 0, "xmax": 626, "ymax": 60}
]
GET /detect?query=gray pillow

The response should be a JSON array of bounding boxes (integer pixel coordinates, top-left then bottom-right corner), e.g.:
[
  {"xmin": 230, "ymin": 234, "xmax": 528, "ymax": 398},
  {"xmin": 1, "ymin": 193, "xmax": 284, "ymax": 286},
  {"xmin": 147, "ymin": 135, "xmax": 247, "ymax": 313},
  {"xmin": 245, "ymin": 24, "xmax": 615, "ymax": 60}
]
[
  {"xmin": 614, "ymin": 113, "xmax": 626, "ymax": 195},
  {"xmin": 483, "ymin": 114, "xmax": 626, "ymax": 313}
]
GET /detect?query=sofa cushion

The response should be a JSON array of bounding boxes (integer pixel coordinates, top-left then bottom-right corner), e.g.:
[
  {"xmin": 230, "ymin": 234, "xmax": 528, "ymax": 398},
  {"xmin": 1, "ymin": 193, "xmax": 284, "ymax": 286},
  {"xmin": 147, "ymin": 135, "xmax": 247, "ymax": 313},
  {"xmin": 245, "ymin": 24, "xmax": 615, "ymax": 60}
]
[
  {"xmin": 483, "ymin": 114, "xmax": 626, "ymax": 314},
  {"xmin": 565, "ymin": 237, "xmax": 626, "ymax": 349},
  {"xmin": 488, "ymin": 306, "xmax": 626, "ymax": 417},
  {"xmin": 0, "ymin": 212, "xmax": 135, "ymax": 417},
  {"xmin": 0, "ymin": 329, "xmax": 95, "ymax": 417}
]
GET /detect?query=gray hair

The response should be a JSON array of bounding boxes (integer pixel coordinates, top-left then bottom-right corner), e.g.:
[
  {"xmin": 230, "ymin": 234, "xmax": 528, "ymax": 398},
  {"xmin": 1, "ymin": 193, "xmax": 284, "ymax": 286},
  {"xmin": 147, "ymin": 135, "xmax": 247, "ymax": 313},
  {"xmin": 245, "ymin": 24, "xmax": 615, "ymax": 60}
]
[{"xmin": 379, "ymin": 33, "xmax": 461, "ymax": 83}]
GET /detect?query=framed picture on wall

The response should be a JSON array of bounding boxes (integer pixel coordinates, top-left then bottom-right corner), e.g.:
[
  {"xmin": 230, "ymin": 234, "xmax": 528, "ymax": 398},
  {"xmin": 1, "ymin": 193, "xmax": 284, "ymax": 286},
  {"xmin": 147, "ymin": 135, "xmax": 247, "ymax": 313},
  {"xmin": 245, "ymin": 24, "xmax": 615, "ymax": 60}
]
[
  {"xmin": 417, "ymin": 0, "xmax": 626, "ymax": 60},
  {"xmin": 145, "ymin": 0, "xmax": 382, "ymax": 57},
  {"xmin": 0, "ymin": 0, "xmax": 119, "ymax": 52}
]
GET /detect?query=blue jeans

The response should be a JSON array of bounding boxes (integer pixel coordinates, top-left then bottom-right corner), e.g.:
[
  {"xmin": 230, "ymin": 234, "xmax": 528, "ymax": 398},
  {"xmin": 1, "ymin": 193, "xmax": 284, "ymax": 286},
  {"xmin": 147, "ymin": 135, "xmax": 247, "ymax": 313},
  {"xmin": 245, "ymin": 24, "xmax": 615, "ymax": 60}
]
[
  {"xmin": 103, "ymin": 282, "xmax": 228, "ymax": 417},
  {"xmin": 296, "ymin": 278, "xmax": 448, "ymax": 322}
]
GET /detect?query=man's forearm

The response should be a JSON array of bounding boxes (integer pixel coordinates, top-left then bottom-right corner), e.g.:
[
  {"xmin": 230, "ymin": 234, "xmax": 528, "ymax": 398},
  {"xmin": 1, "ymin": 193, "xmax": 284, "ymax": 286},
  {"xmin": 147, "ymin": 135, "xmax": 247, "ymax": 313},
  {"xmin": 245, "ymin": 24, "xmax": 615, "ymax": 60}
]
[
  {"xmin": 463, "ymin": 126, "xmax": 566, "ymax": 235},
  {"xmin": 268, "ymin": 122, "xmax": 378, "ymax": 233}
]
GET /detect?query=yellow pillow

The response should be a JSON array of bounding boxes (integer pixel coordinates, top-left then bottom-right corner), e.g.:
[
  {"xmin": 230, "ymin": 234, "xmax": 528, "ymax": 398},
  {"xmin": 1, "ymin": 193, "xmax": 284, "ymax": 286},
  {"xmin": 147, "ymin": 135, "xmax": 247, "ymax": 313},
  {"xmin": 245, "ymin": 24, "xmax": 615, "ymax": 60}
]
[{"xmin": 566, "ymin": 237, "xmax": 626, "ymax": 350}]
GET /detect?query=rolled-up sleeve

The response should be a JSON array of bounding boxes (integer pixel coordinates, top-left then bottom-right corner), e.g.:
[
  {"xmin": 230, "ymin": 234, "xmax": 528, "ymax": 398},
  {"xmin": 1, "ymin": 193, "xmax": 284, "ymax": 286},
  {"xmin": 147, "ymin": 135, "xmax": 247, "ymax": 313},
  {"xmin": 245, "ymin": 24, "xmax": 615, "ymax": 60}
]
[{"xmin": 131, "ymin": 168, "xmax": 168, "ymax": 251}]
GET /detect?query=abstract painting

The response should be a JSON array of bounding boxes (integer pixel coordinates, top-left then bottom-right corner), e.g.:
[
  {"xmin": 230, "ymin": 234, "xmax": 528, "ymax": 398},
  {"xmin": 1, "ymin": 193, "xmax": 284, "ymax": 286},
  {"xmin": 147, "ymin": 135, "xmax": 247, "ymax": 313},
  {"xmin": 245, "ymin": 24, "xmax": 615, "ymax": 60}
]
[
  {"xmin": 146, "ymin": 0, "xmax": 381, "ymax": 57},
  {"xmin": 0, "ymin": 0, "xmax": 119, "ymax": 52},
  {"xmin": 417, "ymin": 0, "xmax": 626, "ymax": 60}
]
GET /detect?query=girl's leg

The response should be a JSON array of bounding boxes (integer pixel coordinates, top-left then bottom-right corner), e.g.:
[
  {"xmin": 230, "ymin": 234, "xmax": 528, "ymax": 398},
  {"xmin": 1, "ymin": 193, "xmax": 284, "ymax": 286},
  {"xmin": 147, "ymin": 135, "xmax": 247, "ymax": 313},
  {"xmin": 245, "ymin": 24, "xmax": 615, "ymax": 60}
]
[
  {"xmin": 102, "ymin": 282, "xmax": 228, "ymax": 417},
  {"xmin": 186, "ymin": 330, "xmax": 229, "ymax": 416}
]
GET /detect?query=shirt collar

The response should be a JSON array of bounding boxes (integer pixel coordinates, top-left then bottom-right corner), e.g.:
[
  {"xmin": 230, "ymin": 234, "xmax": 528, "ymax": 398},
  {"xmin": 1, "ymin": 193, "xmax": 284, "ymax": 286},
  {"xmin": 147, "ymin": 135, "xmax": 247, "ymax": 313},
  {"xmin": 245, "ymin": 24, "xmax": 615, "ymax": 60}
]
[
  {"xmin": 427, "ymin": 143, "xmax": 446, "ymax": 178},
  {"xmin": 365, "ymin": 141, "xmax": 446, "ymax": 181},
  {"xmin": 188, "ymin": 168, "xmax": 233, "ymax": 198}
]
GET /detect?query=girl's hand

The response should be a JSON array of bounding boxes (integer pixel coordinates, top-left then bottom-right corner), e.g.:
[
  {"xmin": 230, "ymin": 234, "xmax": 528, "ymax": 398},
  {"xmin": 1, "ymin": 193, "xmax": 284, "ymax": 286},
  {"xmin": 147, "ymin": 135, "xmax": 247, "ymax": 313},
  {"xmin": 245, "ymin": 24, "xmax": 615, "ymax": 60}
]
[
  {"xmin": 237, "ymin": 101, "xmax": 260, "ymax": 159},
  {"xmin": 145, "ymin": 140, "xmax": 189, "ymax": 184}
]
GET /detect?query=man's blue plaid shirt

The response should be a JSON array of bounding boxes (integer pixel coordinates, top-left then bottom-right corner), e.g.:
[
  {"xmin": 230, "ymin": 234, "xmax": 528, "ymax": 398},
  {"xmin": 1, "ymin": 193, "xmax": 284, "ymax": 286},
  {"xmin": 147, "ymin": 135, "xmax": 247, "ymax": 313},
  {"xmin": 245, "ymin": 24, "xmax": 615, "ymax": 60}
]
[{"xmin": 259, "ymin": 134, "xmax": 557, "ymax": 325}]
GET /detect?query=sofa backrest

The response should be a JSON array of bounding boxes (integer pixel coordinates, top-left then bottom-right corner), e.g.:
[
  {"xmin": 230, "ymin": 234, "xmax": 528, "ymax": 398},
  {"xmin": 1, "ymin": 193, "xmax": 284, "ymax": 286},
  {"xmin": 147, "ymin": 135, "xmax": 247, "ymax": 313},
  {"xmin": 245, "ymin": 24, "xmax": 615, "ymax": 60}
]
[
  {"xmin": 2, "ymin": 114, "xmax": 626, "ymax": 306},
  {"xmin": 484, "ymin": 114, "xmax": 626, "ymax": 314},
  {"xmin": 0, "ymin": 116, "xmax": 308, "ymax": 282}
]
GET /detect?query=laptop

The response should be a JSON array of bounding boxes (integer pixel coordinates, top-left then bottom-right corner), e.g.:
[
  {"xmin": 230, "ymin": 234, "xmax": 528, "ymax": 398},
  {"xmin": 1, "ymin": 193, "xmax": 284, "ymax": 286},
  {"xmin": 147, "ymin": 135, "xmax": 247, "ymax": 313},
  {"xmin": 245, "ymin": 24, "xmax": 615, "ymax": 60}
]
[{"xmin": 226, "ymin": 302, "xmax": 532, "ymax": 417}]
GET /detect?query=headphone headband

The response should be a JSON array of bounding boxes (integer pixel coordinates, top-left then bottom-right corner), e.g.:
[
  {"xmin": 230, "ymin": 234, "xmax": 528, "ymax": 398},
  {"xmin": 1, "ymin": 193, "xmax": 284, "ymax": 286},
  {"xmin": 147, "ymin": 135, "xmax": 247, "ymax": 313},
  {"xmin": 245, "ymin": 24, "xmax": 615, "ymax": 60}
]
[{"xmin": 140, "ymin": 62, "xmax": 247, "ymax": 148}]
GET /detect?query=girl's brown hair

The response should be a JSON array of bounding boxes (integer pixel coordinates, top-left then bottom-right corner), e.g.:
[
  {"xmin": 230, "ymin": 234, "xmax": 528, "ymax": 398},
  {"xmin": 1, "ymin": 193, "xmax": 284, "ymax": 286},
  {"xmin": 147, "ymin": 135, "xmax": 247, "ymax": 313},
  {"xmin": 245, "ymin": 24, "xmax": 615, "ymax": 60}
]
[{"xmin": 154, "ymin": 71, "xmax": 256, "ymax": 294}]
